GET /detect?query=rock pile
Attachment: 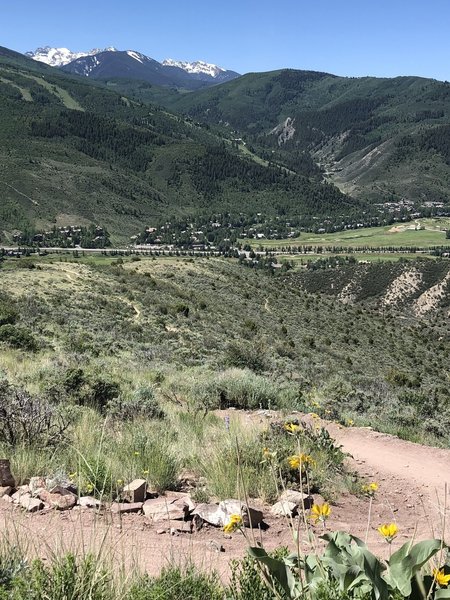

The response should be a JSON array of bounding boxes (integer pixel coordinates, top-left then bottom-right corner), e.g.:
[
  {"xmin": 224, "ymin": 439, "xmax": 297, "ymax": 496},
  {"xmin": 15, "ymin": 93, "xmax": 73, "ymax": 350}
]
[
  {"xmin": 0, "ymin": 462, "xmax": 268, "ymax": 533},
  {"xmin": 1, "ymin": 460, "xmax": 315, "ymax": 534}
]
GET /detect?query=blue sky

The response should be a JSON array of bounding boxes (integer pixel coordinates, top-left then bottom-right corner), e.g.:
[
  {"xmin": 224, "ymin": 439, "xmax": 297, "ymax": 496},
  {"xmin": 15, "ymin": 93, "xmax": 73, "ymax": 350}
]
[{"xmin": 4, "ymin": 0, "xmax": 450, "ymax": 80}]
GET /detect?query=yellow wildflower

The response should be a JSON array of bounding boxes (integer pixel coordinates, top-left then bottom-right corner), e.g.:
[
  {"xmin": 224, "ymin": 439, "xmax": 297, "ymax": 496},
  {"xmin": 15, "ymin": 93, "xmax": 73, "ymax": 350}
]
[
  {"xmin": 311, "ymin": 503, "xmax": 331, "ymax": 523},
  {"xmin": 362, "ymin": 482, "xmax": 378, "ymax": 496},
  {"xmin": 309, "ymin": 412, "xmax": 320, "ymax": 419},
  {"xmin": 223, "ymin": 514, "xmax": 243, "ymax": 533},
  {"xmin": 68, "ymin": 472, "xmax": 77, "ymax": 480},
  {"xmin": 134, "ymin": 451, "xmax": 140, "ymax": 456},
  {"xmin": 287, "ymin": 453, "xmax": 315, "ymax": 470},
  {"xmin": 142, "ymin": 470, "xmax": 149, "ymax": 476},
  {"xmin": 378, "ymin": 523, "xmax": 398, "ymax": 543},
  {"xmin": 116, "ymin": 479, "xmax": 123, "ymax": 485},
  {"xmin": 433, "ymin": 569, "xmax": 450, "ymax": 587},
  {"xmin": 346, "ymin": 418, "xmax": 355, "ymax": 427},
  {"xmin": 284, "ymin": 423, "xmax": 300, "ymax": 434}
]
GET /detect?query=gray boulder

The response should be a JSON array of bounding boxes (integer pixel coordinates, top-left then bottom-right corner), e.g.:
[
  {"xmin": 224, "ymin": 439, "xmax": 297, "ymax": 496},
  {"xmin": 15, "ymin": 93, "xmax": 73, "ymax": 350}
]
[{"xmin": 143, "ymin": 496, "xmax": 191, "ymax": 521}]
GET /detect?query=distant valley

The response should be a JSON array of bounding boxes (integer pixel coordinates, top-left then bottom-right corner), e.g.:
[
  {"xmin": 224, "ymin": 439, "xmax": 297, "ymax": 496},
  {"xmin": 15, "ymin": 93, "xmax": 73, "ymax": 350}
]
[{"xmin": 1, "ymin": 43, "xmax": 450, "ymax": 246}]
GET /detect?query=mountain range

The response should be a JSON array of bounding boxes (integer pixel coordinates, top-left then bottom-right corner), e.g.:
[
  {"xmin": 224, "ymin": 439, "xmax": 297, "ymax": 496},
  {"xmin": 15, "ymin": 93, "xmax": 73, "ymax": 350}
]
[
  {"xmin": 153, "ymin": 70, "xmax": 450, "ymax": 208},
  {"xmin": 25, "ymin": 46, "xmax": 118, "ymax": 66},
  {"xmin": 0, "ymin": 45, "xmax": 352, "ymax": 243},
  {"xmin": 26, "ymin": 46, "xmax": 240, "ymax": 90}
]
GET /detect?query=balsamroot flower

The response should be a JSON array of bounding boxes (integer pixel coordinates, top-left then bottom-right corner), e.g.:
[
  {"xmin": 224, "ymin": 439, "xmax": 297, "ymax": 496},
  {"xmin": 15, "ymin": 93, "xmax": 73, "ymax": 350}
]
[
  {"xmin": 433, "ymin": 569, "xmax": 450, "ymax": 587},
  {"xmin": 288, "ymin": 453, "xmax": 314, "ymax": 470},
  {"xmin": 223, "ymin": 514, "xmax": 243, "ymax": 533},
  {"xmin": 311, "ymin": 502, "xmax": 331, "ymax": 523},
  {"xmin": 378, "ymin": 523, "xmax": 398, "ymax": 543},
  {"xmin": 362, "ymin": 482, "xmax": 378, "ymax": 496},
  {"xmin": 284, "ymin": 423, "xmax": 300, "ymax": 434}
]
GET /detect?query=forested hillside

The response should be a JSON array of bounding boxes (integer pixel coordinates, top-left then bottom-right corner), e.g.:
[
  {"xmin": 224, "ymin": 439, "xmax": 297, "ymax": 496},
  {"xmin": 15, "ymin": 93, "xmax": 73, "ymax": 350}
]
[
  {"xmin": 0, "ymin": 48, "xmax": 358, "ymax": 243},
  {"xmin": 144, "ymin": 69, "xmax": 450, "ymax": 208}
]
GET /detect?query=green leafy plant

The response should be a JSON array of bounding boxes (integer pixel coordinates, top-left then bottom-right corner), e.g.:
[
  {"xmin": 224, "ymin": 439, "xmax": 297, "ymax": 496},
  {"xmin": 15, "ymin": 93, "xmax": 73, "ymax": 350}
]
[{"xmin": 249, "ymin": 532, "xmax": 449, "ymax": 600}]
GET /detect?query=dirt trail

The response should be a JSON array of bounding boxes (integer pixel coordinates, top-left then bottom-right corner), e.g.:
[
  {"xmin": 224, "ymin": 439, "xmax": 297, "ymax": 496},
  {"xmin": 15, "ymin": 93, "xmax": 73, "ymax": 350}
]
[
  {"xmin": 1, "ymin": 415, "xmax": 449, "ymax": 581},
  {"xmin": 1, "ymin": 180, "xmax": 39, "ymax": 205},
  {"xmin": 327, "ymin": 421, "xmax": 450, "ymax": 493},
  {"xmin": 119, "ymin": 296, "xmax": 141, "ymax": 321}
]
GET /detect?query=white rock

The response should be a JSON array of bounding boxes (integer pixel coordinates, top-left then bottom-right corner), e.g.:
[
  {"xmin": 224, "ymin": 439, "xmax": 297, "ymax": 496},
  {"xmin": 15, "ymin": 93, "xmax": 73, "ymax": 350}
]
[
  {"xmin": 78, "ymin": 496, "xmax": 101, "ymax": 508},
  {"xmin": 219, "ymin": 499, "xmax": 264, "ymax": 527},
  {"xmin": 279, "ymin": 490, "xmax": 313, "ymax": 509},
  {"xmin": 270, "ymin": 500, "xmax": 298, "ymax": 517},
  {"xmin": 20, "ymin": 494, "xmax": 44, "ymax": 512}
]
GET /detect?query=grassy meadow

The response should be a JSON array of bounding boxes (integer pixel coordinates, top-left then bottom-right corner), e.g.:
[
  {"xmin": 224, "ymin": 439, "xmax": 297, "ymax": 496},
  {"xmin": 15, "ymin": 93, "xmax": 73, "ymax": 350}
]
[{"xmin": 243, "ymin": 218, "xmax": 450, "ymax": 250}]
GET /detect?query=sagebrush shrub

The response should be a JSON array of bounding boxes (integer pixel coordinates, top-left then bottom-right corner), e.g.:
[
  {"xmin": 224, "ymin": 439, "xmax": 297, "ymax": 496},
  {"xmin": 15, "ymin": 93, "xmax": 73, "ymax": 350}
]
[
  {"xmin": 107, "ymin": 386, "xmax": 165, "ymax": 421},
  {"xmin": 0, "ymin": 381, "xmax": 70, "ymax": 448}
]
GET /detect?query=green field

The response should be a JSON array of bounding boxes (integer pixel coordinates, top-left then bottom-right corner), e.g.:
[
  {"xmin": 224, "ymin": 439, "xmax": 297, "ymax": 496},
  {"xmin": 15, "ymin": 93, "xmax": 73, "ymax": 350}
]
[{"xmin": 245, "ymin": 218, "xmax": 450, "ymax": 249}]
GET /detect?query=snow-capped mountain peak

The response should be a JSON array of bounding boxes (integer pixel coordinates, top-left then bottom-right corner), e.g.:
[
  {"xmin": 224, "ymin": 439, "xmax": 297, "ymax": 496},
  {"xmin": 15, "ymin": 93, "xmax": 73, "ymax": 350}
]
[
  {"xmin": 162, "ymin": 58, "xmax": 226, "ymax": 78},
  {"xmin": 26, "ymin": 46, "xmax": 118, "ymax": 67},
  {"xmin": 125, "ymin": 50, "xmax": 158, "ymax": 64}
]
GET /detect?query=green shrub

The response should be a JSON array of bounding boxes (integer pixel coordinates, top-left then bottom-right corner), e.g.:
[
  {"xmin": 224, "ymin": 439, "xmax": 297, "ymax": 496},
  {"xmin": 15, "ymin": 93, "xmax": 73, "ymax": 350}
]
[
  {"xmin": 0, "ymin": 543, "xmax": 27, "ymax": 592},
  {"xmin": 11, "ymin": 554, "xmax": 114, "ymax": 600},
  {"xmin": 259, "ymin": 419, "xmax": 348, "ymax": 499},
  {"xmin": 162, "ymin": 368, "xmax": 300, "ymax": 414},
  {"xmin": 107, "ymin": 386, "xmax": 165, "ymax": 421},
  {"xmin": 77, "ymin": 454, "xmax": 113, "ymax": 498},
  {"xmin": 0, "ymin": 324, "xmax": 38, "ymax": 351},
  {"xmin": 122, "ymin": 426, "xmax": 179, "ymax": 493},
  {"xmin": 127, "ymin": 565, "xmax": 224, "ymax": 600},
  {"xmin": 228, "ymin": 549, "xmax": 289, "ymax": 600},
  {"xmin": 249, "ymin": 532, "xmax": 448, "ymax": 600},
  {"xmin": 0, "ymin": 298, "xmax": 18, "ymax": 326},
  {"xmin": 200, "ymin": 425, "xmax": 277, "ymax": 501},
  {"xmin": 88, "ymin": 378, "xmax": 121, "ymax": 413},
  {"xmin": 225, "ymin": 340, "xmax": 269, "ymax": 373}
]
